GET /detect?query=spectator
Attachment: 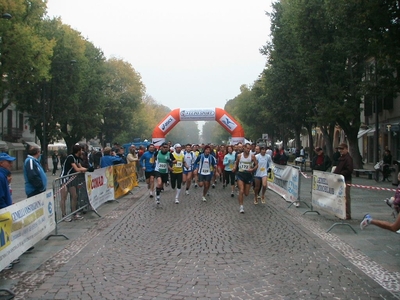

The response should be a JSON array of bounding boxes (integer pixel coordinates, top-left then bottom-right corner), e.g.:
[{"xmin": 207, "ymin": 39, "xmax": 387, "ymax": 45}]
[
  {"xmin": 100, "ymin": 147, "xmax": 124, "ymax": 168},
  {"xmin": 0, "ymin": 153, "xmax": 15, "ymax": 209},
  {"xmin": 52, "ymin": 151, "xmax": 59, "ymax": 176},
  {"xmin": 311, "ymin": 147, "xmax": 332, "ymax": 172},
  {"xmin": 24, "ymin": 146, "xmax": 47, "ymax": 198},
  {"xmin": 60, "ymin": 144, "xmax": 87, "ymax": 222},
  {"xmin": 382, "ymin": 149, "xmax": 392, "ymax": 182},
  {"xmin": 0, "ymin": 153, "xmax": 20, "ymax": 269},
  {"xmin": 332, "ymin": 147, "xmax": 340, "ymax": 167},
  {"xmin": 116, "ymin": 147, "xmax": 127, "ymax": 164},
  {"xmin": 333, "ymin": 143, "xmax": 353, "ymax": 219}
]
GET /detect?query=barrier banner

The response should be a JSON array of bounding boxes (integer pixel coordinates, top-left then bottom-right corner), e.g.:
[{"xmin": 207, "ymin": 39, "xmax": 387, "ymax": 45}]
[
  {"xmin": 85, "ymin": 167, "xmax": 115, "ymax": 210},
  {"xmin": 0, "ymin": 190, "xmax": 55, "ymax": 271},
  {"xmin": 311, "ymin": 171, "xmax": 346, "ymax": 219},
  {"xmin": 267, "ymin": 164, "xmax": 299, "ymax": 202},
  {"xmin": 113, "ymin": 162, "xmax": 139, "ymax": 199}
]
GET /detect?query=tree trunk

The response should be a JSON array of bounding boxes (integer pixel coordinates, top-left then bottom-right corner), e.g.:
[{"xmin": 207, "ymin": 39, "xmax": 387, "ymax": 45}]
[
  {"xmin": 320, "ymin": 123, "xmax": 335, "ymax": 159},
  {"xmin": 305, "ymin": 123, "xmax": 314, "ymax": 161}
]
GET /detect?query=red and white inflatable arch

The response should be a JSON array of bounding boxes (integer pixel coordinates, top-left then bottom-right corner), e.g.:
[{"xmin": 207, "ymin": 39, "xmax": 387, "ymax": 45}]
[{"xmin": 152, "ymin": 108, "xmax": 245, "ymax": 147}]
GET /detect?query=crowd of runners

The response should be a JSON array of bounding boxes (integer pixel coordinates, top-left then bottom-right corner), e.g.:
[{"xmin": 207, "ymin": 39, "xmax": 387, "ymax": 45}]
[{"xmin": 138, "ymin": 142, "xmax": 273, "ymax": 214}]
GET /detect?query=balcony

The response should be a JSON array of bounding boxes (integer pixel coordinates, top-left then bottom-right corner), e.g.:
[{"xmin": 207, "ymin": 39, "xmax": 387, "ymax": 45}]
[{"xmin": 1, "ymin": 127, "xmax": 23, "ymax": 142}]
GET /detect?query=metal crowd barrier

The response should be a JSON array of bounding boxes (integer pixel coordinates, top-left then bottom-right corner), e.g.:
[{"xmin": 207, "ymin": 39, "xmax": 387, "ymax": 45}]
[{"xmin": 46, "ymin": 172, "xmax": 99, "ymax": 240}]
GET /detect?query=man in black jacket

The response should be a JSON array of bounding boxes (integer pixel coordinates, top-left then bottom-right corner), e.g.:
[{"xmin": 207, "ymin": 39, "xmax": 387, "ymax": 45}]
[
  {"xmin": 333, "ymin": 143, "xmax": 354, "ymax": 219},
  {"xmin": 311, "ymin": 147, "xmax": 331, "ymax": 172}
]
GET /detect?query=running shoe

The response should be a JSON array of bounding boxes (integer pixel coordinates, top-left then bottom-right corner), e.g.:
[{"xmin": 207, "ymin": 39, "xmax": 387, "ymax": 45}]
[
  {"xmin": 212, "ymin": 184, "xmax": 215, "ymax": 189},
  {"xmin": 207, "ymin": 192, "xmax": 210, "ymax": 196},
  {"xmin": 156, "ymin": 200, "xmax": 160, "ymax": 205},
  {"xmin": 185, "ymin": 190, "xmax": 189, "ymax": 195},
  {"xmin": 240, "ymin": 205, "xmax": 244, "ymax": 213},
  {"xmin": 74, "ymin": 214, "xmax": 84, "ymax": 220},
  {"xmin": 384, "ymin": 198, "xmax": 393, "ymax": 208},
  {"xmin": 11, "ymin": 258, "xmax": 20, "ymax": 264},
  {"xmin": 195, "ymin": 183, "xmax": 198, "ymax": 188},
  {"xmin": 360, "ymin": 214, "xmax": 372, "ymax": 230},
  {"xmin": 4, "ymin": 264, "xmax": 13, "ymax": 270},
  {"xmin": 175, "ymin": 199, "xmax": 179, "ymax": 204},
  {"xmin": 231, "ymin": 193, "xmax": 234, "ymax": 198},
  {"xmin": 202, "ymin": 196, "xmax": 207, "ymax": 202},
  {"xmin": 63, "ymin": 215, "xmax": 72, "ymax": 222},
  {"xmin": 261, "ymin": 197, "xmax": 266, "ymax": 204},
  {"xmin": 254, "ymin": 199, "xmax": 258, "ymax": 205},
  {"xmin": 150, "ymin": 194, "xmax": 154, "ymax": 198}
]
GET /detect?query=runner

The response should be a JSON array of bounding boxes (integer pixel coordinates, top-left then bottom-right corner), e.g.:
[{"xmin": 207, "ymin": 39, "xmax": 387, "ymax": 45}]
[
  {"xmin": 254, "ymin": 146, "xmax": 272, "ymax": 204},
  {"xmin": 139, "ymin": 144, "xmax": 156, "ymax": 198},
  {"xmin": 194, "ymin": 145, "xmax": 216, "ymax": 202},
  {"xmin": 216, "ymin": 145, "xmax": 225, "ymax": 187},
  {"xmin": 233, "ymin": 143, "xmax": 258, "ymax": 213},
  {"xmin": 183, "ymin": 144, "xmax": 196, "ymax": 195},
  {"xmin": 192, "ymin": 144, "xmax": 200, "ymax": 188},
  {"xmin": 170, "ymin": 143, "xmax": 187, "ymax": 204},
  {"xmin": 223, "ymin": 145, "xmax": 236, "ymax": 197},
  {"xmin": 154, "ymin": 142, "xmax": 172, "ymax": 205}
]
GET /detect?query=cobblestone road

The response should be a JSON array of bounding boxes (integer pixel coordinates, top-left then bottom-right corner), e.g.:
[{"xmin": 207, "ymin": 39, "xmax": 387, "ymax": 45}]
[{"xmin": 6, "ymin": 182, "xmax": 394, "ymax": 300}]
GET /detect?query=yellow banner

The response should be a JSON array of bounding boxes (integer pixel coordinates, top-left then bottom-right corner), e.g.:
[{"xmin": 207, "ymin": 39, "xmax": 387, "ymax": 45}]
[{"xmin": 113, "ymin": 162, "xmax": 139, "ymax": 199}]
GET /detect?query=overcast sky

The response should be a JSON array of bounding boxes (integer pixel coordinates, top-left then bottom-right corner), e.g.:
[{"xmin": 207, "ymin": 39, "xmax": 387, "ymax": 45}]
[{"xmin": 46, "ymin": 0, "xmax": 272, "ymax": 111}]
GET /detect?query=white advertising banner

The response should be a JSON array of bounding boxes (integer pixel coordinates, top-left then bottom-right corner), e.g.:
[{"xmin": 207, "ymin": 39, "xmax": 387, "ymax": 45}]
[
  {"xmin": 268, "ymin": 164, "xmax": 299, "ymax": 202},
  {"xmin": 311, "ymin": 171, "xmax": 346, "ymax": 220},
  {"xmin": 179, "ymin": 108, "xmax": 216, "ymax": 121},
  {"xmin": 0, "ymin": 190, "xmax": 55, "ymax": 271},
  {"xmin": 85, "ymin": 167, "xmax": 115, "ymax": 211}
]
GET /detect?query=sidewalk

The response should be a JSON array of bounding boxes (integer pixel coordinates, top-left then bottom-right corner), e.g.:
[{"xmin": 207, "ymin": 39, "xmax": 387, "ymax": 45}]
[{"xmin": 1, "ymin": 170, "xmax": 399, "ymax": 299}]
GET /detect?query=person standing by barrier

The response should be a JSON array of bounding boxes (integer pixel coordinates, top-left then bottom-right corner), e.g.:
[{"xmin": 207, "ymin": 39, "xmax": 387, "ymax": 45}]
[
  {"xmin": 126, "ymin": 145, "xmax": 139, "ymax": 178},
  {"xmin": 0, "ymin": 153, "xmax": 22, "ymax": 269},
  {"xmin": 311, "ymin": 147, "xmax": 332, "ymax": 172},
  {"xmin": 0, "ymin": 153, "xmax": 15, "ymax": 209},
  {"xmin": 183, "ymin": 144, "xmax": 195, "ymax": 195},
  {"xmin": 254, "ymin": 146, "xmax": 272, "ymax": 204},
  {"xmin": 100, "ymin": 147, "xmax": 124, "ymax": 167},
  {"xmin": 52, "ymin": 151, "xmax": 59, "ymax": 176},
  {"xmin": 223, "ymin": 145, "xmax": 236, "ymax": 198},
  {"xmin": 233, "ymin": 143, "xmax": 258, "ymax": 213},
  {"xmin": 24, "ymin": 146, "xmax": 47, "ymax": 198},
  {"xmin": 332, "ymin": 147, "xmax": 340, "ymax": 168},
  {"xmin": 194, "ymin": 145, "xmax": 216, "ymax": 202},
  {"xmin": 60, "ymin": 144, "xmax": 88, "ymax": 222},
  {"xmin": 140, "ymin": 144, "xmax": 156, "ymax": 198},
  {"xmin": 333, "ymin": 143, "xmax": 353, "ymax": 220}
]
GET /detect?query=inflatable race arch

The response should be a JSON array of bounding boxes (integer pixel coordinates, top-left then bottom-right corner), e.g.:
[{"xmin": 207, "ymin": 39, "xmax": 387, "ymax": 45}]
[{"xmin": 152, "ymin": 108, "xmax": 245, "ymax": 147}]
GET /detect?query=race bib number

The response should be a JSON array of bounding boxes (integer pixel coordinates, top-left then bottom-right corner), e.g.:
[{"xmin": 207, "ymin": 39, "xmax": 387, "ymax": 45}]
[
  {"xmin": 239, "ymin": 162, "xmax": 251, "ymax": 172},
  {"xmin": 260, "ymin": 167, "xmax": 266, "ymax": 172},
  {"xmin": 150, "ymin": 157, "xmax": 155, "ymax": 164},
  {"xmin": 202, "ymin": 168, "xmax": 210, "ymax": 175},
  {"xmin": 175, "ymin": 161, "xmax": 183, "ymax": 168},
  {"xmin": 158, "ymin": 162, "xmax": 167, "ymax": 170}
]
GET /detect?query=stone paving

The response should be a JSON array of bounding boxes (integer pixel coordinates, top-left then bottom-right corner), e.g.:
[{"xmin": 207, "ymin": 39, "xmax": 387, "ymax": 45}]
[
  {"xmin": 0, "ymin": 181, "xmax": 395, "ymax": 299},
  {"xmin": 1, "ymin": 170, "xmax": 399, "ymax": 299}
]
